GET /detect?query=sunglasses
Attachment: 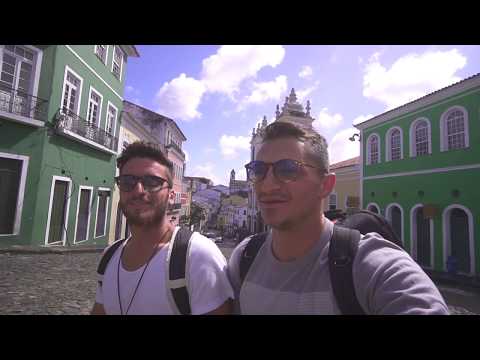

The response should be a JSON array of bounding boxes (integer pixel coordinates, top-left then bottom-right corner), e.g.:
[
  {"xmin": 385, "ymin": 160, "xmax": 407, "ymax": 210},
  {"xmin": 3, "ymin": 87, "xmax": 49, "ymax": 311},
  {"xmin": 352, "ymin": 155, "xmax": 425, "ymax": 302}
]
[
  {"xmin": 245, "ymin": 159, "xmax": 326, "ymax": 183},
  {"xmin": 115, "ymin": 175, "xmax": 170, "ymax": 192}
]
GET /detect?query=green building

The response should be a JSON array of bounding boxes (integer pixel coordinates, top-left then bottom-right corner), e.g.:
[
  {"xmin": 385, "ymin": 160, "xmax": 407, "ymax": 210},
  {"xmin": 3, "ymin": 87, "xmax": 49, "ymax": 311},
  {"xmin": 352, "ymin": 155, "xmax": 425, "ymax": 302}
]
[
  {"xmin": 355, "ymin": 73, "xmax": 479, "ymax": 278},
  {"xmin": 0, "ymin": 45, "xmax": 139, "ymax": 248}
]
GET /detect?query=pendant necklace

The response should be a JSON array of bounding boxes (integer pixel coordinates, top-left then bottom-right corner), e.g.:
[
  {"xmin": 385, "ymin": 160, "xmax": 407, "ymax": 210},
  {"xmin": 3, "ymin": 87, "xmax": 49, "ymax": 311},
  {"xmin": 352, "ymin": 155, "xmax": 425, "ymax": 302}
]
[{"xmin": 117, "ymin": 227, "xmax": 171, "ymax": 315}]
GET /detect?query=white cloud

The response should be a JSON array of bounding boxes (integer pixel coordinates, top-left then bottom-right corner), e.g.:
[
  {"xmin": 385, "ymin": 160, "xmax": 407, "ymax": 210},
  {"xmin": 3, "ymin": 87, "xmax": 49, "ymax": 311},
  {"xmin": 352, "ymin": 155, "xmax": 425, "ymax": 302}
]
[
  {"xmin": 299, "ymin": 65, "xmax": 313, "ymax": 79},
  {"xmin": 352, "ymin": 114, "xmax": 374, "ymax": 126},
  {"xmin": 237, "ymin": 75, "xmax": 288, "ymax": 110},
  {"xmin": 363, "ymin": 49, "xmax": 467, "ymax": 110},
  {"xmin": 200, "ymin": 45, "xmax": 286, "ymax": 97},
  {"xmin": 203, "ymin": 147, "xmax": 216, "ymax": 154},
  {"xmin": 328, "ymin": 127, "xmax": 361, "ymax": 165},
  {"xmin": 296, "ymin": 81, "xmax": 320, "ymax": 103},
  {"xmin": 312, "ymin": 107, "xmax": 343, "ymax": 131},
  {"xmin": 125, "ymin": 85, "xmax": 135, "ymax": 93},
  {"xmin": 155, "ymin": 73, "xmax": 206, "ymax": 121},
  {"xmin": 190, "ymin": 162, "xmax": 220, "ymax": 185},
  {"xmin": 219, "ymin": 134, "xmax": 251, "ymax": 159}
]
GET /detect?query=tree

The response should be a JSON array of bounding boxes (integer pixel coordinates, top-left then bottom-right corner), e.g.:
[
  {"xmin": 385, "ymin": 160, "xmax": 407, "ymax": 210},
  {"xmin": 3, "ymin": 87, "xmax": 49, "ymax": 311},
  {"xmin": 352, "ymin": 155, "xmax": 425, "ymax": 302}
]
[{"xmin": 189, "ymin": 202, "xmax": 206, "ymax": 227}]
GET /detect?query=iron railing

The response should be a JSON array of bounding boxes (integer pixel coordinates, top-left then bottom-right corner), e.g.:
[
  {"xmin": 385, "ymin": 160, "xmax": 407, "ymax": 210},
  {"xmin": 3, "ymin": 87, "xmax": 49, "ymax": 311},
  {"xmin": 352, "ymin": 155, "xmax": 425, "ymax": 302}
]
[
  {"xmin": 166, "ymin": 142, "xmax": 185, "ymax": 158},
  {"xmin": 0, "ymin": 86, "xmax": 48, "ymax": 122},
  {"xmin": 55, "ymin": 108, "xmax": 118, "ymax": 152}
]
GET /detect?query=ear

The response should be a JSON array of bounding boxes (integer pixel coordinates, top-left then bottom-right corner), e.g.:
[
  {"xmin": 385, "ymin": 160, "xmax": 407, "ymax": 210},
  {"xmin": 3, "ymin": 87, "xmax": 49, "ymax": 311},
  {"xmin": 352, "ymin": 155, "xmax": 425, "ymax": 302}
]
[
  {"xmin": 168, "ymin": 189, "xmax": 175, "ymax": 204},
  {"xmin": 319, "ymin": 173, "xmax": 336, "ymax": 199}
]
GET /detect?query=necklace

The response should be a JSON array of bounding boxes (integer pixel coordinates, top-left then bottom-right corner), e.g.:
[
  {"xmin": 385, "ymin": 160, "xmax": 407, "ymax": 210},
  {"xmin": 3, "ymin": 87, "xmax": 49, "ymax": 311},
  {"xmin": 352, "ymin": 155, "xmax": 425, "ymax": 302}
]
[{"xmin": 117, "ymin": 227, "xmax": 172, "ymax": 315}]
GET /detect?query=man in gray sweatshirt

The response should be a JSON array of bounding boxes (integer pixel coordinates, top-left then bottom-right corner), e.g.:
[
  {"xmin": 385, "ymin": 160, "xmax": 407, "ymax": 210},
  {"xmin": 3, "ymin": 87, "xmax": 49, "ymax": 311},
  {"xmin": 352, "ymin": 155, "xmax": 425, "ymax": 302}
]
[{"xmin": 228, "ymin": 121, "xmax": 449, "ymax": 315}]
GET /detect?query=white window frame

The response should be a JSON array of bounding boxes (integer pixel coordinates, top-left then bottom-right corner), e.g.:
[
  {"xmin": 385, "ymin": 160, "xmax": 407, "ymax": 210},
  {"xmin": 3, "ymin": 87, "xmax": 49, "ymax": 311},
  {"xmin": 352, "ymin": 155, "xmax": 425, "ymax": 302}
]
[
  {"xmin": 385, "ymin": 126, "xmax": 403, "ymax": 162},
  {"xmin": 73, "ymin": 185, "xmax": 93, "ymax": 244},
  {"xmin": 440, "ymin": 106, "xmax": 469, "ymax": 152},
  {"xmin": 111, "ymin": 46, "xmax": 124, "ymax": 81},
  {"xmin": 385, "ymin": 203, "xmax": 404, "ymax": 245},
  {"xmin": 94, "ymin": 45, "xmax": 108, "ymax": 64},
  {"xmin": 442, "ymin": 204, "xmax": 475, "ymax": 276},
  {"xmin": 366, "ymin": 202, "xmax": 380, "ymax": 214},
  {"xmin": 94, "ymin": 187, "xmax": 111, "ymax": 238},
  {"xmin": 409, "ymin": 117, "xmax": 432, "ymax": 157},
  {"xmin": 44, "ymin": 176, "xmax": 72, "ymax": 246},
  {"xmin": 0, "ymin": 152, "xmax": 29, "ymax": 236},
  {"xmin": 0, "ymin": 45, "xmax": 43, "ymax": 99},
  {"xmin": 409, "ymin": 204, "xmax": 434, "ymax": 269},
  {"xmin": 366, "ymin": 133, "xmax": 381, "ymax": 165},
  {"xmin": 87, "ymin": 86, "xmax": 103, "ymax": 126},
  {"xmin": 105, "ymin": 101, "xmax": 118, "ymax": 137},
  {"xmin": 60, "ymin": 65, "xmax": 83, "ymax": 116}
]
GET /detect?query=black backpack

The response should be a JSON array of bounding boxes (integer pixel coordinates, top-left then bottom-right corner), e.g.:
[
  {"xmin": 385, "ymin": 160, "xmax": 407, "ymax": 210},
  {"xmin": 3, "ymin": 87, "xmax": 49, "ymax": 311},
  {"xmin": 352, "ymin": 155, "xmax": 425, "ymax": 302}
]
[
  {"xmin": 97, "ymin": 227, "xmax": 193, "ymax": 315},
  {"xmin": 239, "ymin": 210, "xmax": 403, "ymax": 315}
]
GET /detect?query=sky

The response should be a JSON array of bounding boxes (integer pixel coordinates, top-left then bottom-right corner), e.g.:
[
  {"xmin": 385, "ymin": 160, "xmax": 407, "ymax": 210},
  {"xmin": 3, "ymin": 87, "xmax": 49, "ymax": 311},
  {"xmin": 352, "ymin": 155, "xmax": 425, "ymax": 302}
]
[{"xmin": 123, "ymin": 45, "xmax": 480, "ymax": 186}]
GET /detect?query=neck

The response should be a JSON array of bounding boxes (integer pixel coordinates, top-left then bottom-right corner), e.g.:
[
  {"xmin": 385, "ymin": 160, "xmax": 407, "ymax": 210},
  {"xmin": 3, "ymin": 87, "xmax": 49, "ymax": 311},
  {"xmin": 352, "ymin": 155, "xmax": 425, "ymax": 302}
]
[
  {"xmin": 271, "ymin": 212, "xmax": 326, "ymax": 262},
  {"xmin": 129, "ymin": 217, "xmax": 173, "ymax": 250}
]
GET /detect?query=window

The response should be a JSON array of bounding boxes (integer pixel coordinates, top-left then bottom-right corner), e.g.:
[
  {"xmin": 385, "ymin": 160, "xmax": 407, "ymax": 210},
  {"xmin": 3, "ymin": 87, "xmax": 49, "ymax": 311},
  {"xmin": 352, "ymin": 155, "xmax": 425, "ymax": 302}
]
[
  {"xmin": 0, "ymin": 45, "xmax": 39, "ymax": 117},
  {"xmin": 414, "ymin": 120, "xmax": 428, "ymax": 156},
  {"xmin": 446, "ymin": 111, "xmax": 465, "ymax": 150},
  {"xmin": 328, "ymin": 193, "xmax": 337, "ymax": 210},
  {"xmin": 0, "ymin": 154, "xmax": 28, "ymax": 235},
  {"xmin": 87, "ymin": 88, "xmax": 102, "ymax": 126},
  {"xmin": 440, "ymin": 107, "xmax": 469, "ymax": 151},
  {"xmin": 112, "ymin": 46, "xmax": 123, "ymax": 80},
  {"xmin": 390, "ymin": 129, "xmax": 401, "ymax": 161},
  {"xmin": 95, "ymin": 189, "xmax": 110, "ymax": 238},
  {"xmin": 106, "ymin": 102, "xmax": 117, "ymax": 136},
  {"xmin": 61, "ymin": 67, "xmax": 83, "ymax": 115},
  {"xmin": 74, "ymin": 187, "xmax": 93, "ymax": 243},
  {"xmin": 367, "ymin": 134, "xmax": 380, "ymax": 165},
  {"xmin": 94, "ymin": 45, "xmax": 107, "ymax": 64}
]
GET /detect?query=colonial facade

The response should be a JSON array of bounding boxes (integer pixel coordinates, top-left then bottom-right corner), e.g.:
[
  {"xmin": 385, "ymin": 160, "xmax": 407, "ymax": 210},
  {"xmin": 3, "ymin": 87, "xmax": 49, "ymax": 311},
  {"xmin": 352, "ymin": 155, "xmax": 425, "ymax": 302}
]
[
  {"xmin": 229, "ymin": 169, "xmax": 248, "ymax": 195},
  {"xmin": 0, "ymin": 45, "xmax": 138, "ymax": 248},
  {"xmin": 247, "ymin": 88, "xmax": 315, "ymax": 234},
  {"xmin": 355, "ymin": 73, "xmax": 480, "ymax": 278},
  {"xmin": 324, "ymin": 157, "xmax": 360, "ymax": 215}
]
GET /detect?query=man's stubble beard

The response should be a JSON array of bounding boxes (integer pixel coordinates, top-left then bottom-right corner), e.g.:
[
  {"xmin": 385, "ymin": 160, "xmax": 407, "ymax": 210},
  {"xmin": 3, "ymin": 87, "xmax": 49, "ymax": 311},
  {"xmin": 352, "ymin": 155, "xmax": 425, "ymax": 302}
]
[{"xmin": 119, "ymin": 197, "xmax": 169, "ymax": 227}]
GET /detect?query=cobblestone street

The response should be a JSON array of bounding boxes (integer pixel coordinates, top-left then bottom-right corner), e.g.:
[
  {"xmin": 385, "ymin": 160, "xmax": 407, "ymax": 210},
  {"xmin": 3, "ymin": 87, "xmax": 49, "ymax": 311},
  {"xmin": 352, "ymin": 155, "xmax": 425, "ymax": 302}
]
[{"xmin": 0, "ymin": 249, "xmax": 478, "ymax": 315}]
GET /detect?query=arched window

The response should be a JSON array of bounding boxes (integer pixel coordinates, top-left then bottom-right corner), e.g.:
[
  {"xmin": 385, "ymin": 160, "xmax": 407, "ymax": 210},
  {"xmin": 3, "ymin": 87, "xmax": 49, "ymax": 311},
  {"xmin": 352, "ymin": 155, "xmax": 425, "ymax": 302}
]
[
  {"xmin": 443, "ymin": 205, "xmax": 475, "ymax": 275},
  {"xmin": 367, "ymin": 134, "xmax": 380, "ymax": 165},
  {"xmin": 386, "ymin": 127, "xmax": 403, "ymax": 161},
  {"xmin": 386, "ymin": 203, "xmax": 403, "ymax": 245},
  {"xmin": 366, "ymin": 203, "xmax": 380, "ymax": 214},
  {"xmin": 414, "ymin": 120, "xmax": 429, "ymax": 156},
  {"xmin": 440, "ymin": 107, "xmax": 469, "ymax": 151}
]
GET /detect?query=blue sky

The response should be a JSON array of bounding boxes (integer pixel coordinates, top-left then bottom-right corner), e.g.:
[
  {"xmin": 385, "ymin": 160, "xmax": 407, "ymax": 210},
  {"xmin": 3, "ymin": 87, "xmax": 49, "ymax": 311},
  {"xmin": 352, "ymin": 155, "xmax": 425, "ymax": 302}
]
[{"xmin": 123, "ymin": 45, "xmax": 480, "ymax": 186}]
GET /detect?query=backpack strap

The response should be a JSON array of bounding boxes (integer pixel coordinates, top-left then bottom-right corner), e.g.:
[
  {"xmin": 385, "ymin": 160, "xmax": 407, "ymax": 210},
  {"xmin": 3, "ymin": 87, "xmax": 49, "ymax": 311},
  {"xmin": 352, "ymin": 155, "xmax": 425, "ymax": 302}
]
[
  {"xmin": 329, "ymin": 225, "xmax": 365, "ymax": 315},
  {"xmin": 166, "ymin": 227, "xmax": 193, "ymax": 315},
  {"xmin": 96, "ymin": 238, "xmax": 128, "ymax": 286},
  {"xmin": 239, "ymin": 232, "xmax": 268, "ymax": 285}
]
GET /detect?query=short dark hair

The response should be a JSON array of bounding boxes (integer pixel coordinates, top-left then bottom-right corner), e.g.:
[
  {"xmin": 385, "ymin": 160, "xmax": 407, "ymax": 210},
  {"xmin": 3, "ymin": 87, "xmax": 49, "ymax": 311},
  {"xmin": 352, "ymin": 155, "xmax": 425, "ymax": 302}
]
[
  {"xmin": 261, "ymin": 121, "xmax": 329, "ymax": 173},
  {"xmin": 117, "ymin": 141, "xmax": 173, "ymax": 187}
]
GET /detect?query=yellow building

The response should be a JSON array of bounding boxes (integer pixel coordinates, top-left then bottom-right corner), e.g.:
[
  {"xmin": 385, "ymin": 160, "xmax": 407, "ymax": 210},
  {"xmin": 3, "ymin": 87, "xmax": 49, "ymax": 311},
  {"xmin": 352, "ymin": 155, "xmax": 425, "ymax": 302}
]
[{"xmin": 324, "ymin": 157, "xmax": 360, "ymax": 215}]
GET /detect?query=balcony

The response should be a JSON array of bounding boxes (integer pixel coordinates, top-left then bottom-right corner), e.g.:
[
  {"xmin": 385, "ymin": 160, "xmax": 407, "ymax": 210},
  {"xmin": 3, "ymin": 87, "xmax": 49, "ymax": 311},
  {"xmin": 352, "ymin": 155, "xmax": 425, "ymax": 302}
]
[
  {"xmin": 166, "ymin": 142, "xmax": 185, "ymax": 159},
  {"xmin": 54, "ymin": 109, "xmax": 118, "ymax": 155},
  {"xmin": 0, "ymin": 86, "xmax": 48, "ymax": 127}
]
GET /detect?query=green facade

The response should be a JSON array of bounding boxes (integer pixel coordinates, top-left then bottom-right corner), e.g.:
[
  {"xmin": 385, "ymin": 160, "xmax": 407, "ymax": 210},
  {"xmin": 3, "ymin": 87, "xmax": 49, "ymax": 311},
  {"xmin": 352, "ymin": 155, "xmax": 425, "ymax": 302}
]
[
  {"xmin": 359, "ymin": 81, "xmax": 480, "ymax": 277},
  {"xmin": 0, "ymin": 45, "xmax": 136, "ymax": 247}
]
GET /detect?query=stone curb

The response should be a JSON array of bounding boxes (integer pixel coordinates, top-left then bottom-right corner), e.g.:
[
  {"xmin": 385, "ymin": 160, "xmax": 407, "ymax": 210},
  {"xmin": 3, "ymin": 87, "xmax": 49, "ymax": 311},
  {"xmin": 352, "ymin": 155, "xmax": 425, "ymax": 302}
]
[{"xmin": 0, "ymin": 246, "xmax": 105, "ymax": 254}]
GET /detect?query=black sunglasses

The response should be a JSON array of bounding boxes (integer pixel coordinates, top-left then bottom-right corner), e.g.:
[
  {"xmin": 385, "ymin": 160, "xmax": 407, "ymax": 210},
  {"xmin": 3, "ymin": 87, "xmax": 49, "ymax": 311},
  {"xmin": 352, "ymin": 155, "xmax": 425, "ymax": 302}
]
[
  {"xmin": 115, "ymin": 175, "xmax": 170, "ymax": 192},
  {"xmin": 245, "ymin": 159, "xmax": 326, "ymax": 183}
]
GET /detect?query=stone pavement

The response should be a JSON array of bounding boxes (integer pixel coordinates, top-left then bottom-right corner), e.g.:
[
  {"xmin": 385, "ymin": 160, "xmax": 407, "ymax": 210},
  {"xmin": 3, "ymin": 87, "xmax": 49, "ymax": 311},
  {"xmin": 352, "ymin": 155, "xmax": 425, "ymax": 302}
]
[{"xmin": 0, "ymin": 249, "xmax": 478, "ymax": 315}]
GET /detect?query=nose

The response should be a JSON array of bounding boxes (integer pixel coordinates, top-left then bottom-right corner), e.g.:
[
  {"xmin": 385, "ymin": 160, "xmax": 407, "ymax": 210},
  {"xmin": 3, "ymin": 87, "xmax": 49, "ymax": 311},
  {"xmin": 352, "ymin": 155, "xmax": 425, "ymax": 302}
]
[
  {"xmin": 258, "ymin": 165, "xmax": 281, "ymax": 190},
  {"xmin": 131, "ymin": 179, "xmax": 147, "ymax": 194}
]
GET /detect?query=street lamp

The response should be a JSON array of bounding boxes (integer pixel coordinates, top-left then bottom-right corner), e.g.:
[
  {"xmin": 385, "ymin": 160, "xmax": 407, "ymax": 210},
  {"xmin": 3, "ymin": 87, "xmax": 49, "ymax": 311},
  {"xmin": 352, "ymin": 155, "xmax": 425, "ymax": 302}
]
[{"xmin": 349, "ymin": 133, "xmax": 361, "ymax": 142}]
